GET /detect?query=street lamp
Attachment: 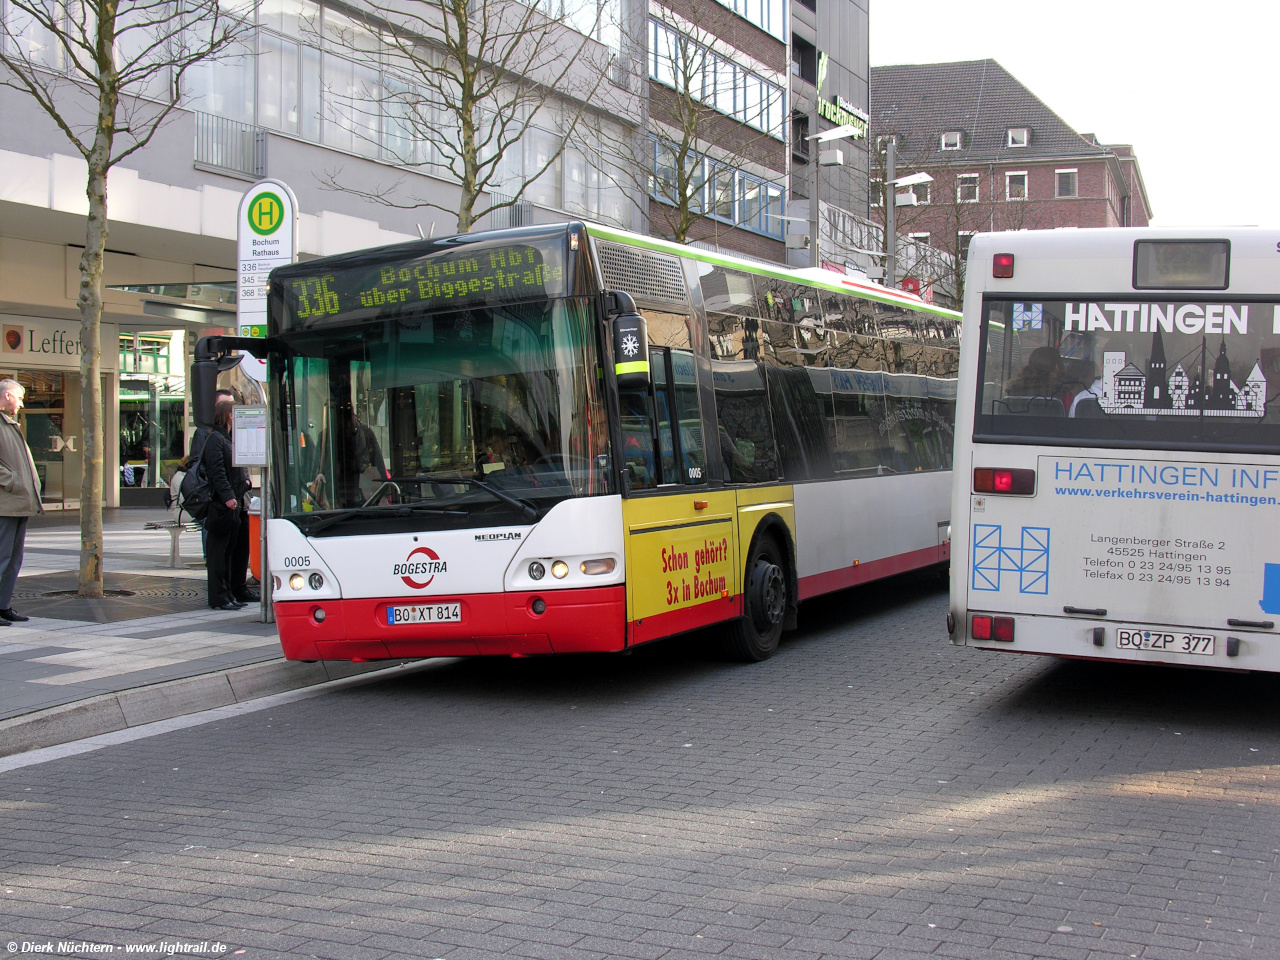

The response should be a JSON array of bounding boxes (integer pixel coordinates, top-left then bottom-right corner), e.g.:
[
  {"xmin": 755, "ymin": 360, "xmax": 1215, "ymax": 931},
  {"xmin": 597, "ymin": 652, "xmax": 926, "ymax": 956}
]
[
  {"xmin": 881, "ymin": 136, "xmax": 934, "ymax": 288},
  {"xmin": 805, "ymin": 124, "xmax": 863, "ymax": 269}
]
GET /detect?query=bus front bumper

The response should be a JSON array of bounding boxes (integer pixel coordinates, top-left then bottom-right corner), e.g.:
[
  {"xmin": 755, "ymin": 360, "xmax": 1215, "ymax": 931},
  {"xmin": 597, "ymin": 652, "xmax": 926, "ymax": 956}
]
[{"xmin": 275, "ymin": 585, "xmax": 627, "ymax": 661}]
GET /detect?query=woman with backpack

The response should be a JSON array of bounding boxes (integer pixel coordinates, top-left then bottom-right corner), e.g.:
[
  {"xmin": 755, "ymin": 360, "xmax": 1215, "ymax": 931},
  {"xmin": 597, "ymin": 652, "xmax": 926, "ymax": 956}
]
[{"xmin": 201, "ymin": 398, "xmax": 254, "ymax": 610}]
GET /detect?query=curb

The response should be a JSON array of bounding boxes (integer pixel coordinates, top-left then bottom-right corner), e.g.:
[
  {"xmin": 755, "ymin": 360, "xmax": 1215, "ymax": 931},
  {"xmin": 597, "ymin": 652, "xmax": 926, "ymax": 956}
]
[{"xmin": 0, "ymin": 658, "xmax": 417, "ymax": 758}]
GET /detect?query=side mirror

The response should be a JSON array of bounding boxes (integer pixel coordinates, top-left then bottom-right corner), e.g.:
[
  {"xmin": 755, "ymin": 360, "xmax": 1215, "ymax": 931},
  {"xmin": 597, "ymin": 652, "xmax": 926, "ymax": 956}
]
[
  {"xmin": 608, "ymin": 291, "xmax": 650, "ymax": 391},
  {"xmin": 190, "ymin": 358, "xmax": 220, "ymax": 430}
]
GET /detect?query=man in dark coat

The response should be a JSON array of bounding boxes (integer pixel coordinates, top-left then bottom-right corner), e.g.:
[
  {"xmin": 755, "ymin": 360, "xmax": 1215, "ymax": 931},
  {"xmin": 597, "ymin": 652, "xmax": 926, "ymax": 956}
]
[
  {"xmin": 201, "ymin": 398, "xmax": 254, "ymax": 610},
  {"xmin": 0, "ymin": 379, "xmax": 42, "ymax": 624}
]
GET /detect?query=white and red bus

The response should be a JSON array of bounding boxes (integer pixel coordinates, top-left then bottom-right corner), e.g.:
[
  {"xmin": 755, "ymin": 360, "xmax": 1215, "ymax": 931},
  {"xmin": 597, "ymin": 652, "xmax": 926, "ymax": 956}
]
[
  {"xmin": 951, "ymin": 227, "xmax": 1280, "ymax": 671},
  {"xmin": 235, "ymin": 222, "xmax": 959, "ymax": 662}
]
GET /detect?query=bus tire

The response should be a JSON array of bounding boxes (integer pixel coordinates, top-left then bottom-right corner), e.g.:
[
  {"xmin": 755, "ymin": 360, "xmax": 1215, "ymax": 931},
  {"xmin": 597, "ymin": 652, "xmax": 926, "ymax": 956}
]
[{"xmin": 720, "ymin": 534, "xmax": 788, "ymax": 662}]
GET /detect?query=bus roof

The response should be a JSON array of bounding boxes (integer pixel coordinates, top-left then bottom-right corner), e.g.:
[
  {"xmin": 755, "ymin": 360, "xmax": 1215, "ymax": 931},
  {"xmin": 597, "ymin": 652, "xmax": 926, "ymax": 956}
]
[
  {"xmin": 585, "ymin": 221, "xmax": 961, "ymax": 321},
  {"xmin": 966, "ymin": 226, "xmax": 1280, "ymax": 296}
]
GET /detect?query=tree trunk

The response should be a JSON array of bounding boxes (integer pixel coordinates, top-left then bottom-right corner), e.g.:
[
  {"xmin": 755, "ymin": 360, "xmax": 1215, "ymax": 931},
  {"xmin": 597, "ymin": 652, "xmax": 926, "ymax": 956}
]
[{"xmin": 76, "ymin": 91, "xmax": 116, "ymax": 597}]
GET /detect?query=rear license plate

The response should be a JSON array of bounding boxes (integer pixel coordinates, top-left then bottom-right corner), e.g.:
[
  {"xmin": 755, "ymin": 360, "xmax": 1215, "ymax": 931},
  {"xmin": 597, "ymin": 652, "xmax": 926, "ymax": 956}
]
[
  {"xmin": 387, "ymin": 603, "xmax": 461, "ymax": 625},
  {"xmin": 1115, "ymin": 629, "xmax": 1214, "ymax": 656}
]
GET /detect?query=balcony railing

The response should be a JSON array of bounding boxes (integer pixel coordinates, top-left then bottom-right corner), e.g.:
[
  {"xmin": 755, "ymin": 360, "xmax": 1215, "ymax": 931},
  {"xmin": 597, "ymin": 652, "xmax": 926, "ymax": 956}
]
[
  {"xmin": 194, "ymin": 112, "xmax": 267, "ymax": 179},
  {"xmin": 488, "ymin": 193, "xmax": 533, "ymax": 229}
]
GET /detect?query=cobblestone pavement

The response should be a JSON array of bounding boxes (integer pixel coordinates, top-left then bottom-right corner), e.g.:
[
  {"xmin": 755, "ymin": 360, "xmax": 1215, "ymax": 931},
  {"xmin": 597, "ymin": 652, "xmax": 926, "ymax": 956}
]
[{"xmin": 0, "ymin": 574, "xmax": 1277, "ymax": 960}]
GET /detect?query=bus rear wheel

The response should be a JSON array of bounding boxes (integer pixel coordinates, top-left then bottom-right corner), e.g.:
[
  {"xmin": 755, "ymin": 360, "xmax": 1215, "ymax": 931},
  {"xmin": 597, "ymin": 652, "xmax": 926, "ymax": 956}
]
[{"xmin": 720, "ymin": 535, "xmax": 788, "ymax": 662}]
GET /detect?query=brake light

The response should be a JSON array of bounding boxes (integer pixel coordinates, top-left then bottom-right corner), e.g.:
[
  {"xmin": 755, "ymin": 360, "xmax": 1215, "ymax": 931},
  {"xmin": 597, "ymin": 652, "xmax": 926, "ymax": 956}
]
[
  {"xmin": 972, "ymin": 615, "xmax": 1015, "ymax": 642},
  {"xmin": 973, "ymin": 468, "xmax": 1035, "ymax": 494},
  {"xmin": 993, "ymin": 253, "xmax": 1015, "ymax": 278}
]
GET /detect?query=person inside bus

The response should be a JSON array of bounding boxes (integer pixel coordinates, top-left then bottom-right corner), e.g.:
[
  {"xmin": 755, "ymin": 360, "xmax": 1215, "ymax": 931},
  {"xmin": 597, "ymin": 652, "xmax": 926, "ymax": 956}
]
[
  {"xmin": 1067, "ymin": 359, "xmax": 1104, "ymax": 417},
  {"xmin": 478, "ymin": 429, "xmax": 512, "ymax": 474},
  {"xmin": 313, "ymin": 400, "xmax": 389, "ymax": 509},
  {"xmin": 1005, "ymin": 346, "xmax": 1067, "ymax": 414}
]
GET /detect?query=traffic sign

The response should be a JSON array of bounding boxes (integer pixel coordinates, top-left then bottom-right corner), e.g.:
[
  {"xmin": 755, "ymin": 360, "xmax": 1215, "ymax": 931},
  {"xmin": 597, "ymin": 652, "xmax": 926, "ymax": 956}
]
[{"xmin": 237, "ymin": 180, "xmax": 298, "ymax": 338}]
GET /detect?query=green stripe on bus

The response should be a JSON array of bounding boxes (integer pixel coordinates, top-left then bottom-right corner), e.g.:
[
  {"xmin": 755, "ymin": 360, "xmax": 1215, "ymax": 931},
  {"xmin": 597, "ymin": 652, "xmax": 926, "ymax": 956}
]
[{"xmin": 615, "ymin": 360, "xmax": 650, "ymax": 375}]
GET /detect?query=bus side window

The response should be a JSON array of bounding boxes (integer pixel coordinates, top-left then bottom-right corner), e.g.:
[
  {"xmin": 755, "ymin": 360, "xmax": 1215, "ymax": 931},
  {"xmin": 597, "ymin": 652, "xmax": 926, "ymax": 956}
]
[
  {"xmin": 711, "ymin": 359, "xmax": 777, "ymax": 484},
  {"xmin": 619, "ymin": 348, "xmax": 707, "ymax": 489},
  {"xmin": 618, "ymin": 389, "xmax": 659, "ymax": 490},
  {"xmin": 651, "ymin": 350, "xmax": 678, "ymax": 483},
  {"xmin": 669, "ymin": 349, "xmax": 707, "ymax": 485}
]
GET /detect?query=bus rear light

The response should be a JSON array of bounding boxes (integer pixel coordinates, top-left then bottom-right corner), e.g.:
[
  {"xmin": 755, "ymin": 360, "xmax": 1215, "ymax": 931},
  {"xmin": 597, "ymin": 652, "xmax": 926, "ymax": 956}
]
[
  {"xmin": 972, "ymin": 615, "xmax": 1015, "ymax": 642},
  {"xmin": 973, "ymin": 468, "xmax": 1035, "ymax": 494},
  {"xmin": 580, "ymin": 558, "xmax": 617, "ymax": 576},
  {"xmin": 993, "ymin": 253, "xmax": 1015, "ymax": 278}
]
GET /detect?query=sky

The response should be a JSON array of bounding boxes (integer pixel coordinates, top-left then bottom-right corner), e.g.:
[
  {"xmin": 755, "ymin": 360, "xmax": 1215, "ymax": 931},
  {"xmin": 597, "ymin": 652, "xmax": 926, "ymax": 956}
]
[{"xmin": 869, "ymin": 1, "xmax": 1278, "ymax": 227}]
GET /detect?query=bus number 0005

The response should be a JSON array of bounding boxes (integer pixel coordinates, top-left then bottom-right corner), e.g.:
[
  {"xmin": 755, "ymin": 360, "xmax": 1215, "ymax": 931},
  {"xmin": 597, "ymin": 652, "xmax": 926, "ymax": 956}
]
[{"xmin": 282, "ymin": 556, "xmax": 310, "ymax": 568}]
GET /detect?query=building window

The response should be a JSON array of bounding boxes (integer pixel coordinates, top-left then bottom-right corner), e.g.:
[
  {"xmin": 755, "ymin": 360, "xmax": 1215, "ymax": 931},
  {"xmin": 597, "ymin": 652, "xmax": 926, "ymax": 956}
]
[
  {"xmin": 909, "ymin": 182, "xmax": 930, "ymax": 205},
  {"xmin": 649, "ymin": 18, "xmax": 786, "ymax": 139},
  {"xmin": 1005, "ymin": 172, "xmax": 1027, "ymax": 200},
  {"xmin": 1056, "ymin": 169, "xmax": 1078, "ymax": 198},
  {"xmin": 907, "ymin": 232, "xmax": 930, "ymax": 246},
  {"xmin": 649, "ymin": 137, "xmax": 785, "ymax": 240},
  {"xmin": 792, "ymin": 113, "xmax": 810, "ymax": 160},
  {"xmin": 792, "ymin": 37, "xmax": 816, "ymax": 85},
  {"xmin": 712, "ymin": 0, "xmax": 788, "ymax": 40},
  {"xmin": 1007, "ymin": 127, "xmax": 1029, "ymax": 147},
  {"xmin": 958, "ymin": 231, "xmax": 977, "ymax": 262},
  {"xmin": 956, "ymin": 173, "xmax": 979, "ymax": 203},
  {"xmin": 870, "ymin": 178, "xmax": 883, "ymax": 207},
  {"xmin": 940, "ymin": 131, "xmax": 962, "ymax": 151}
]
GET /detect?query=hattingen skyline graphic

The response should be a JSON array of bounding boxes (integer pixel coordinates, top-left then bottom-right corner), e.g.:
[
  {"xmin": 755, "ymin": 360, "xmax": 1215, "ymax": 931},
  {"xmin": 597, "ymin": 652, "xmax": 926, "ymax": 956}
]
[{"xmin": 1099, "ymin": 329, "xmax": 1266, "ymax": 419}]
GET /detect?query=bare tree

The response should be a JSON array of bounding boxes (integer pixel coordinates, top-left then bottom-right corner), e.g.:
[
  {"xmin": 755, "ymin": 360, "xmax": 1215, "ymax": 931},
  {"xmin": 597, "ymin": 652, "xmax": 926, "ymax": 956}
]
[
  {"xmin": 0, "ymin": 0, "xmax": 244, "ymax": 596},
  {"xmin": 320, "ymin": 0, "xmax": 624, "ymax": 234},
  {"xmin": 596, "ymin": 1, "xmax": 787, "ymax": 246},
  {"xmin": 870, "ymin": 143, "xmax": 1049, "ymax": 305}
]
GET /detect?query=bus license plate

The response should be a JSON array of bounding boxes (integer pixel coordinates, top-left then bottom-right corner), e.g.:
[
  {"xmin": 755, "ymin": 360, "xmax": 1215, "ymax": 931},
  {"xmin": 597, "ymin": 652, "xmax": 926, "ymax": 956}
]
[
  {"xmin": 387, "ymin": 603, "xmax": 461, "ymax": 626},
  {"xmin": 1115, "ymin": 629, "xmax": 1214, "ymax": 656}
]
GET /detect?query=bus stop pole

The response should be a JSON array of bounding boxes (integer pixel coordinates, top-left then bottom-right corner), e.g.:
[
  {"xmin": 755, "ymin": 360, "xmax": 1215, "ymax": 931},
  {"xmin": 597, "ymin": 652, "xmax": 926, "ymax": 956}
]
[{"xmin": 260, "ymin": 381, "xmax": 274, "ymax": 624}]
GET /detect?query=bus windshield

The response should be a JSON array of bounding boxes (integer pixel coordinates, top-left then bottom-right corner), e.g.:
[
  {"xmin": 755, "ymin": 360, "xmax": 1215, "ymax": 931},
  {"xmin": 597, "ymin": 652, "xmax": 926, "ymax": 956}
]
[
  {"xmin": 272, "ymin": 297, "xmax": 611, "ymax": 534},
  {"xmin": 975, "ymin": 297, "xmax": 1280, "ymax": 453}
]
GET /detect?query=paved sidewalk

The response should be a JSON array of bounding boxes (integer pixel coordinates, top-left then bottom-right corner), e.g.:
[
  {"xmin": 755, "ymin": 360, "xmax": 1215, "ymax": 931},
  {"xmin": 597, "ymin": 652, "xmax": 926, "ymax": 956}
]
[{"xmin": 0, "ymin": 508, "xmax": 399, "ymax": 756}]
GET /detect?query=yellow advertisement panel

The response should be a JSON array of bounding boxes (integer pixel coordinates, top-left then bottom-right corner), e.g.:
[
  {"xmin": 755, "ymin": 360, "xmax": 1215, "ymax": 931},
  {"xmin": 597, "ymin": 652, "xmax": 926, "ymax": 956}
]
[{"xmin": 623, "ymin": 491, "xmax": 739, "ymax": 626}]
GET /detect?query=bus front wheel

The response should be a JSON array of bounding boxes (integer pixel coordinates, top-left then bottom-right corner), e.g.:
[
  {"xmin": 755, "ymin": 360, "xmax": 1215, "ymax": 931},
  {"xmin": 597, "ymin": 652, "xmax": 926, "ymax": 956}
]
[{"xmin": 720, "ymin": 535, "xmax": 788, "ymax": 662}]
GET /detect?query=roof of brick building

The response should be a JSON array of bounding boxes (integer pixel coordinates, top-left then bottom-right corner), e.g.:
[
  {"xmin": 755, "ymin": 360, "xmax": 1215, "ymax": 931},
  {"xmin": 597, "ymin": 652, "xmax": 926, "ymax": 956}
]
[{"xmin": 869, "ymin": 59, "xmax": 1112, "ymax": 164}]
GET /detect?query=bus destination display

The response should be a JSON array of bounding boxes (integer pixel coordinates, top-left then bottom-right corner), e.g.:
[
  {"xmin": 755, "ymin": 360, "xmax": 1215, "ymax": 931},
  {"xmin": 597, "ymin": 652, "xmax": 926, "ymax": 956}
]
[{"xmin": 281, "ymin": 239, "xmax": 570, "ymax": 324}]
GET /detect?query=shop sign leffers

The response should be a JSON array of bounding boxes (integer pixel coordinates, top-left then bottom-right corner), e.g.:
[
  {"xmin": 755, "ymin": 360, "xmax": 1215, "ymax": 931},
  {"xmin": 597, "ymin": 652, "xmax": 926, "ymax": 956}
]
[{"xmin": 237, "ymin": 180, "xmax": 298, "ymax": 339}]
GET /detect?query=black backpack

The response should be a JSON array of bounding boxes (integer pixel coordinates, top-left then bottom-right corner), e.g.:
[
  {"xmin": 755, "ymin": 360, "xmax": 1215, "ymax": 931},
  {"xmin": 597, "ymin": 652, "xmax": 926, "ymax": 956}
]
[{"xmin": 179, "ymin": 454, "xmax": 212, "ymax": 522}]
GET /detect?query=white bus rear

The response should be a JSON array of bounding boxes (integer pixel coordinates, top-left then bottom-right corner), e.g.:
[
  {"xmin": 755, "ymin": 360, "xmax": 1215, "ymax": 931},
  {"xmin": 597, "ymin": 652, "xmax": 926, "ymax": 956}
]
[{"xmin": 950, "ymin": 228, "xmax": 1280, "ymax": 671}]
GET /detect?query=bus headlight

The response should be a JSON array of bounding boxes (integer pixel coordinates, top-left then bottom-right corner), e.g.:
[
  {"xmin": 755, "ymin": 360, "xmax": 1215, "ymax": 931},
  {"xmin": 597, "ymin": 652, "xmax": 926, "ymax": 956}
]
[
  {"xmin": 309, "ymin": 572, "xmax": 324, "ymax": 590},
  {"xmin": 289, "ymin": 573, "xmax": 305, "ymax": 591},
  {"xmin": 580, "ymin": 558, "xmax": 616, "ymax": 576},
  {"xmin": 551, "ymin": 560, "xmax": 569, "ymax": 579},
  {"xmin": 528, "ymin": 561, "xmax": 545, "ymax": 581}
]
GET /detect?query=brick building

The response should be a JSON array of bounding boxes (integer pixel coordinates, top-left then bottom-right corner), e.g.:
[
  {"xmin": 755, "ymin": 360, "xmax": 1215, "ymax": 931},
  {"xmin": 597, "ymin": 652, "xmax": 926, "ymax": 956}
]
[
  {"xmin": 646, "ymin": 0, "xmax": 877, "ymax": 268},
  {"xmin": 645, "ymin": 0, "xmax": 791, "ymax": 262},
  {"xmin": 868, "ymin": 59, "xmax": 1152, "ymax": 302}
]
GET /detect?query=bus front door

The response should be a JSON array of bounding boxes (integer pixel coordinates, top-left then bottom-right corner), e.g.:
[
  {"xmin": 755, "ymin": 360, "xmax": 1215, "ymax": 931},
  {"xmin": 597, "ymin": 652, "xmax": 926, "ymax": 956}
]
[{"xmin": 619, "ymin": 347, "xmax": 740, "ymax": 646}]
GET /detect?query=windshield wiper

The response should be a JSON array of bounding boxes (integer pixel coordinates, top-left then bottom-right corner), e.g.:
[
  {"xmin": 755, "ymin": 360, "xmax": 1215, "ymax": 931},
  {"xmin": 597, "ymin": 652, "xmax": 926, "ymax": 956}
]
[
  {"xmin": 465, "ymin": 477, "xmax": 541, "ymax": 521},
  {"xmin": 299, "ymin": 502, "xmax": 468, "ymax": 536},
  {"xmin": 415, "ymin": 472, "xmax": 541, "ymax": 522}
]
